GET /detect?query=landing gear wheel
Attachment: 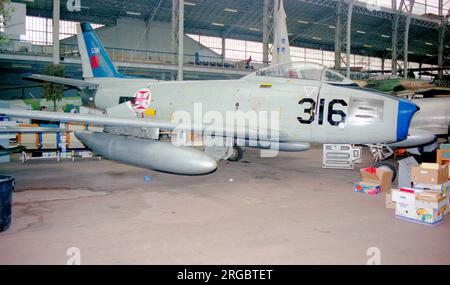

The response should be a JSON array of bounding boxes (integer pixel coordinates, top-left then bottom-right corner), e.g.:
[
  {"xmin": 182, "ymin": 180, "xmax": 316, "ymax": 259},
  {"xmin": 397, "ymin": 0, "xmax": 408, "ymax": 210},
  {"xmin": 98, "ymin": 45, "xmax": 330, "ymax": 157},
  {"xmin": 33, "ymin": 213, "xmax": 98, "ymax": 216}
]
[
  {"xmin": 228, "ymin": 146, "xmax": 243, "ymax": 162},
  {"xmin": 374, "ymin": 161, "xmax": 397, "ymax": 182}
]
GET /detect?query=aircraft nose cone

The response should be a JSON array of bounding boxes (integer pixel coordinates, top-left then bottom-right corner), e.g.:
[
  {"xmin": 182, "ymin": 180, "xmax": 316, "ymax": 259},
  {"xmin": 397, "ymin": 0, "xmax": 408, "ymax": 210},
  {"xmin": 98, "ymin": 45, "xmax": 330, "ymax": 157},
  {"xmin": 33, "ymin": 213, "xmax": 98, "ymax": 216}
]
[{"xmin": 396, "ymin": 99, "xmax": 419, "ymax": 141}]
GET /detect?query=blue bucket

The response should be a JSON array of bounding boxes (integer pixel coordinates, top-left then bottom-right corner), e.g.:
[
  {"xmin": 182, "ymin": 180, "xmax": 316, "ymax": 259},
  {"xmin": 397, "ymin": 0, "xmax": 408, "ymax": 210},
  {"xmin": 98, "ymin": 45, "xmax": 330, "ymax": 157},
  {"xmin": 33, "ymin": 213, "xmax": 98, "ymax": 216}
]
[{"xmin": 0, "ymin": 175, "xmax": 14, "ymax": 232}]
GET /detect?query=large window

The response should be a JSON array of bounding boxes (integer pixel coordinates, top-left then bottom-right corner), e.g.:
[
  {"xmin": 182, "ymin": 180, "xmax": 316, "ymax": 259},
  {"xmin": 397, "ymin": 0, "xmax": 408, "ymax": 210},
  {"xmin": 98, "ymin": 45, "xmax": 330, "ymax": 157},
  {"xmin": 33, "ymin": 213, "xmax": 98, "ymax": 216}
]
[
  {"xmin": 225, "ymin": 38, "xmax": 263, "ymax": 62},
  {"xmin": 413, "ymin": 0, "xmax": 441, "ymax": 15},
  {"xmin": 358, "ymin": 0, "xmax": 444, "ymax": 15},
  {"xmin": 25, "ymin": 16, "xmax": 103, "ymax": 45},
  {"xmin": 186, "ymin": 34, "xmax": 222, "ymax": 55},
  {"xmin": 291, "ymin": 46, "xmax": 305, "ymax": 62},
  {"xmin": 358, "ymin": 0, "xmax": 393, "ymax": 9},
  {"xmin": 185, "ymin": 32, "xmax": 430, "ymax": 73},
  {"xmin": 188, "ymin": 34, "xmax": 264, "ymax": 62}
]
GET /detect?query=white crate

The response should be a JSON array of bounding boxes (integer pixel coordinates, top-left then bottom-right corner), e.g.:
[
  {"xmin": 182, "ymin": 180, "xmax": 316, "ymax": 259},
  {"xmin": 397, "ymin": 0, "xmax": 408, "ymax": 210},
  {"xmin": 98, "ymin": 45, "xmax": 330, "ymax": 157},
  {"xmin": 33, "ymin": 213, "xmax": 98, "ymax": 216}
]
[{"xmin": 322, "ymin": 144, "xmax": 362, "ymax": 169}]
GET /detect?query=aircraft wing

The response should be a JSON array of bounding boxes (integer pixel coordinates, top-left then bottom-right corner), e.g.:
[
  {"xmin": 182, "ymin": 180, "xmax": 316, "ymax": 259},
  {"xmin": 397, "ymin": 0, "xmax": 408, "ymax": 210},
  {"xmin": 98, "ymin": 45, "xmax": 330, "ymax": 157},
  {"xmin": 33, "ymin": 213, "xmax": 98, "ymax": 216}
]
[
  {"xmin": 0, "ymin": 108, "xmax": 287, "ymax": 141},
  {"xmin": 0, "ymin": 126, "xmax": 67, "ymax": 134},
  {"xmin": 23, "ymin": 74, "xmax": 98, "ymax": 90}
]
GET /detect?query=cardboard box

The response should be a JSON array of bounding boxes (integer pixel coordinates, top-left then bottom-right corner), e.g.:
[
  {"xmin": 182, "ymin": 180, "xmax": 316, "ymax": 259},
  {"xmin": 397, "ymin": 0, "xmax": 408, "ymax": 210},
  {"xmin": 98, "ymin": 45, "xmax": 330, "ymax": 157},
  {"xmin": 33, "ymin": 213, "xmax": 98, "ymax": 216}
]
[
  {"xmin": 416, "ymin": 192, "xmax": 449, "ymax": 216},
  {"xmin": 386, "ymin": 193, "xmax": 396, "ymax": 209},
  {"xmin": 421, "ymin": 163, "xmax": 440, "ymax": 170},
  {"xmin": 354, "ymin": 181, "xmax": 381, "ymax": 195},
  {"xmin": 411, "ymin": 164, "xmax": 448, "ymax": 185},
  {"xmin": 392, "ymin": 188, "xmax": 418, "ymax": 205},
  {"xmin": 413, "ymin": 181, "xmax": 450, "ymax": 194},
  {"xmin": 394, "ymin": 190, "xmax": 448, "ymax": 226},
  {"xmin": 413, "ymin": 200, "xmax": 446, "ymax": 225},
  {"xmin": 359, "ymin": 167, "xmax": 393, "ymax": 193},
  {"xmin": 395, "ymin": 203, "xmax": 417, "ymax": 220}
]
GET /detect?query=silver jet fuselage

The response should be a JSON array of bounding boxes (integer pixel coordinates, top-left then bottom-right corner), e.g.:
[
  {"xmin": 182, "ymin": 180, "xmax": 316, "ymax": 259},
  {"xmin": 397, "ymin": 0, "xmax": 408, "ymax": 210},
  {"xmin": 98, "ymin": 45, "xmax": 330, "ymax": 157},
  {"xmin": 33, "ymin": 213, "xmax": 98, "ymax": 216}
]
[{"xmin": 88, "ymin": 64, "xmax": 417, "ymax": 146}]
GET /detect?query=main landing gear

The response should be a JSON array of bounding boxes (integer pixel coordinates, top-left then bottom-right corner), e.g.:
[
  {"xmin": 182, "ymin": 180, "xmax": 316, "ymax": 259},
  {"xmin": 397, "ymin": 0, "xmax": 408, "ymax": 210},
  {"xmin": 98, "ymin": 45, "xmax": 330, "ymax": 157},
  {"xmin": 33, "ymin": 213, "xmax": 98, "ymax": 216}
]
[
  {"xmin": 227, "ymin": 145, "xmax": 244, "ymax": 162},
  {"xmin": 366, "ymin": 144, "xmax": 397, "ymax": 182}
]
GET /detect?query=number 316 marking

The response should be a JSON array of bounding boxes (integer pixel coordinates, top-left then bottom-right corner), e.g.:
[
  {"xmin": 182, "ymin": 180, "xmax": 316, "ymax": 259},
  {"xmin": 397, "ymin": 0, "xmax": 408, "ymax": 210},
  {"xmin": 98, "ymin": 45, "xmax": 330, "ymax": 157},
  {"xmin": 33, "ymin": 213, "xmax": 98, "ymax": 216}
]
[{"xmin": 297, "ymin": 98, "xmax": 347, "ymax": 126}]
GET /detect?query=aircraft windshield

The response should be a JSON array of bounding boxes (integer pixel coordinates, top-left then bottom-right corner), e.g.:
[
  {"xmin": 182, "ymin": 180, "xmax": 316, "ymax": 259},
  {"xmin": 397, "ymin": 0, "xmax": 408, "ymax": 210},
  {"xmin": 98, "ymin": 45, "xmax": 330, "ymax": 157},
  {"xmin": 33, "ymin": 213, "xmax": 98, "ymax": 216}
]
[
  {"xmin": 256, "ymin": 62, "xmax": 324, "ymax": 81},
  {"xmin": 254, "ymin": 62, "xmax": 351, "ymax": 84}
]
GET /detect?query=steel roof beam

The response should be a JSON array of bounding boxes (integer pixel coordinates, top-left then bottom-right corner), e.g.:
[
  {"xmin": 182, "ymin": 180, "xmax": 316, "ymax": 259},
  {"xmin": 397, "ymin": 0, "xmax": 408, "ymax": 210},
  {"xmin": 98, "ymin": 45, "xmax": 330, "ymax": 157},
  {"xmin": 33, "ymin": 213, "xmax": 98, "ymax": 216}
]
[{"xmin": 296, "ymin": 0, "xmax": 440, "ymax": 29}]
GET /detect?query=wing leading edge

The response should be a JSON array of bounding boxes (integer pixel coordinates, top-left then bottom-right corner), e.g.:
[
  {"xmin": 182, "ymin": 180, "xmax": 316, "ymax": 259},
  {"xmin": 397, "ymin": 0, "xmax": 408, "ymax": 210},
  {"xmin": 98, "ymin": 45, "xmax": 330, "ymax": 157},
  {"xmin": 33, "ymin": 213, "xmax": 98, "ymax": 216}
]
[{"xmin": 0, "ymin": 108, "xmax": 287, "ymax": 142}]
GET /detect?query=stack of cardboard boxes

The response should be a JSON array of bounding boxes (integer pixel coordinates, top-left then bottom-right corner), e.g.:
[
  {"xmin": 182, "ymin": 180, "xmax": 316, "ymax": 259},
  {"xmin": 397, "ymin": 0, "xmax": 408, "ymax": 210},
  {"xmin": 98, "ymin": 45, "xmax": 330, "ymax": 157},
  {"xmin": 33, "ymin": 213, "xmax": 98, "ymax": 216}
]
[
  {"xmin": 354, "ymin": 167, "xmax": 393, "ymax": 195},
  {"xmin": 389, "ymin": 163, "xmax": 449, "ymax": 225}
]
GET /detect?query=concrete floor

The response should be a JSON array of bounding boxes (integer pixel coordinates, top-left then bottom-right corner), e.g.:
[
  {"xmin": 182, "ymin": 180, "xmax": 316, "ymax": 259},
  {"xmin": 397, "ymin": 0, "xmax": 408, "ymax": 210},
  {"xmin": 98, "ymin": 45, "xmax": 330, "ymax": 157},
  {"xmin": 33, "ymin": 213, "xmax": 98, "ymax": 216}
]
[{"xmin": 0, "ymin": 146, "xmax": 449, "ymax": 265}]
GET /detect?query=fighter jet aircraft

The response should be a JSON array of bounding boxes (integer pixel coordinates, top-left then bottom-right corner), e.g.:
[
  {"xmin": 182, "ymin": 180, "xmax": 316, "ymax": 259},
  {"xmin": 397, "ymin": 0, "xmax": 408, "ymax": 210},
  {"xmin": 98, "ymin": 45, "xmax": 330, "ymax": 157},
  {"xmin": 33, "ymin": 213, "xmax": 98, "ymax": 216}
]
[{"xmin": 0, "ymin": 23, "xmax": 420, "ymax": 175}]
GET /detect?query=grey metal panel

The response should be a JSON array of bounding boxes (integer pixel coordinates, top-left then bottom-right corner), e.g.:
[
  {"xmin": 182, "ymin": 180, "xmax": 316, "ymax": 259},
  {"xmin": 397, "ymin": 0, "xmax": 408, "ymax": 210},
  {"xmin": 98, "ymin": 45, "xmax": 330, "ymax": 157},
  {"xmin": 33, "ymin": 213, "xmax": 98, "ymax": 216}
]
[{"xmin": 348, "ymin": 97, "xmax": 384, "ymax": 122}]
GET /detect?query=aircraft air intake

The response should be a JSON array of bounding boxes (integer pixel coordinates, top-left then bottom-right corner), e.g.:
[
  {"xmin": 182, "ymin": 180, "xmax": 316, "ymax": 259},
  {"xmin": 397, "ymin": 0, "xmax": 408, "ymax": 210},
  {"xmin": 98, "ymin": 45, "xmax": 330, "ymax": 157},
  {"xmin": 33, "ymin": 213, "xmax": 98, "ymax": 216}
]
[{"xmin": 396, "ymin": 100, "xmax": 419, "ymax": 141}]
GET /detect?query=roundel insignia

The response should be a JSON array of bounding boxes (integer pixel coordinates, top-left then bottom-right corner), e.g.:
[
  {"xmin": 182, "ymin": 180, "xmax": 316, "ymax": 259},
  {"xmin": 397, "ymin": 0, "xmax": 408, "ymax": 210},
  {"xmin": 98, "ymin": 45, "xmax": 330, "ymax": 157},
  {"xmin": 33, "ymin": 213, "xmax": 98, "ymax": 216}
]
[{"xmin": 132, "ymin": 88, "xmax": 152, "ymax": 112}]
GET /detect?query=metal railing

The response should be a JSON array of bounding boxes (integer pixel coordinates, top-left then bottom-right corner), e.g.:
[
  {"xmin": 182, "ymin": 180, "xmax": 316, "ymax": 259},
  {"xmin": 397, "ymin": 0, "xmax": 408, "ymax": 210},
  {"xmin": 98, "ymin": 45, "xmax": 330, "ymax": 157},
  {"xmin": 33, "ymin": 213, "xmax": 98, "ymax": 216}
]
[{"xmin": 0, "ymin": 39, "xmax": 262, "ymax": 71}]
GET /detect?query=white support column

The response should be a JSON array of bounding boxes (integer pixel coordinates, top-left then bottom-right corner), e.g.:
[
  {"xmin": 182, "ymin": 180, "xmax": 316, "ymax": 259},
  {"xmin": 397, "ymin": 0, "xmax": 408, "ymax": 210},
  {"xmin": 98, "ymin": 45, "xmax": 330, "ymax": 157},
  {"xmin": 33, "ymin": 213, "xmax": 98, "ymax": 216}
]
[
  {"xmin": 263, "ymin": 0, "xmax": 270, "ymax": 66},
  {"xmin": 52, "ymin": 0, "xmax": 60, "ymax": 65},
  {"xmin": 438, "ymin": 22, "xmax": 446, "ymax": 79},
  {"xmin": 335, "ymin": 0, "xmax": 342, "ymax": 71},
  {"xmin": 171, "ymin": 0, "xmax": 177, "ymax": 80},
  {"xmin": 221, "ymin": 35, "xmax": 226, "ymax": 65},
  {"xmin": 178, "ymin": 0, "xmax": 184, "ymax": 81},
  {"xmin": 345, "ymin": 1, "xmax": 353, "ymax": 78},
  {"xmin": 392, "ymin": 16, "xmax": 398, "ymax": 75}
]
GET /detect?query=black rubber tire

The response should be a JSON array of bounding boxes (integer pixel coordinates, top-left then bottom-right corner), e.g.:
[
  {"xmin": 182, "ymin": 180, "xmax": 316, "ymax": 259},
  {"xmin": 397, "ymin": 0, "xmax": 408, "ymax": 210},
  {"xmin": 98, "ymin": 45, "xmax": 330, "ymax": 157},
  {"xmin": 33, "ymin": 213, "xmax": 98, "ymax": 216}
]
[
  {"xmin": 228, "ymin": 146, "xmax": 244, "ymax": 162},
  {"xmin": 374, "ymin": 161, "xmax": 397, "ymax": 182}
]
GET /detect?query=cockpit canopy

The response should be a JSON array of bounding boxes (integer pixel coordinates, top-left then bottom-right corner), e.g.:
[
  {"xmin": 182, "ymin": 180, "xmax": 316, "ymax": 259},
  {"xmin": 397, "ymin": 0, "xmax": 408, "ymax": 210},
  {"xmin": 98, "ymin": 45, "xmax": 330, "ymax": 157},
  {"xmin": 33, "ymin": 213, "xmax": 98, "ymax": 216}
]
[{"xmin": 251, "ymin": 62, "xmax": 355, "ymax": 85}]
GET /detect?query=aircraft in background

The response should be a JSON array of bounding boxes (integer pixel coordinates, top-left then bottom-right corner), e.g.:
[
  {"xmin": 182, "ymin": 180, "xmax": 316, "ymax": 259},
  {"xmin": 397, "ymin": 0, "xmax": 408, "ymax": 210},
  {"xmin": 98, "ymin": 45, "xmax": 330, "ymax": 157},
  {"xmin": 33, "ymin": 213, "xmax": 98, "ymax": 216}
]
[
  {"xmin": 353, "ymin": 76, "xmax": 450, "ymax": 159},
  {"xmin": 357, "ymin": 77, "xmax": 436, "ymax": 93},
  {"xmin": 0, "ymin": 23, "xmax": 420, "ymax": 175},
  {"xmin": 387, "ymin": 97, "xmax": 450, "ymax": 156}
]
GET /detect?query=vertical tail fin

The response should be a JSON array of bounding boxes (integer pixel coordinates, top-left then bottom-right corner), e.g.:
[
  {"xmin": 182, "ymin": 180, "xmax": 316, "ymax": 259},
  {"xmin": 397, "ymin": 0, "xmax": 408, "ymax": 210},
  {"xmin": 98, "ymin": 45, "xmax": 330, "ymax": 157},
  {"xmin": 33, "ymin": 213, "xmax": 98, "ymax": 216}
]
[{"xmin": 76, "ymin": 23, "xmax": 123, "ymax": 79}]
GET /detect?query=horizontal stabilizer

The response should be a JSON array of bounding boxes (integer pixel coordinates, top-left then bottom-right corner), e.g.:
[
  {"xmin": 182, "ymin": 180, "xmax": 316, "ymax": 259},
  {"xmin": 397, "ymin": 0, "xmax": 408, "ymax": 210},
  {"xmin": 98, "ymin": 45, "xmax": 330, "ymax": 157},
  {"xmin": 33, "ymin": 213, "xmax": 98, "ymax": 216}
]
[{"xmin": 23, "ymin": 74, "xmax": 98, "ymax": 90}]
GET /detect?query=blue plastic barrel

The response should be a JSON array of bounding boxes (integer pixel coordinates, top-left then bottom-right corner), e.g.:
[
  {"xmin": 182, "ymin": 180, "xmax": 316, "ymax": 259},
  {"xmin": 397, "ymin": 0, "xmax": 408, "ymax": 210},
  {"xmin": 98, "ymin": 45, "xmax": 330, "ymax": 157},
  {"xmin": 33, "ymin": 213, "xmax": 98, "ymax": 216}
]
[{"xmin": 0, "ymin": 175, "xmax": 14, "ymax": 232}]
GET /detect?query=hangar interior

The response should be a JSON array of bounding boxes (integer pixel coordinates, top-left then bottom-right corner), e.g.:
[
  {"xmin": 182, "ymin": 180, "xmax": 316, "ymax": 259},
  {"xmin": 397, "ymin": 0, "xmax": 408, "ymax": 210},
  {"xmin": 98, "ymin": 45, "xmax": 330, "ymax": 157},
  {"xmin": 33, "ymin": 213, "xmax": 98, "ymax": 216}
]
[{"xmin": 0, "ymin": 0, "xmax": 450, "ymax": 265}]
